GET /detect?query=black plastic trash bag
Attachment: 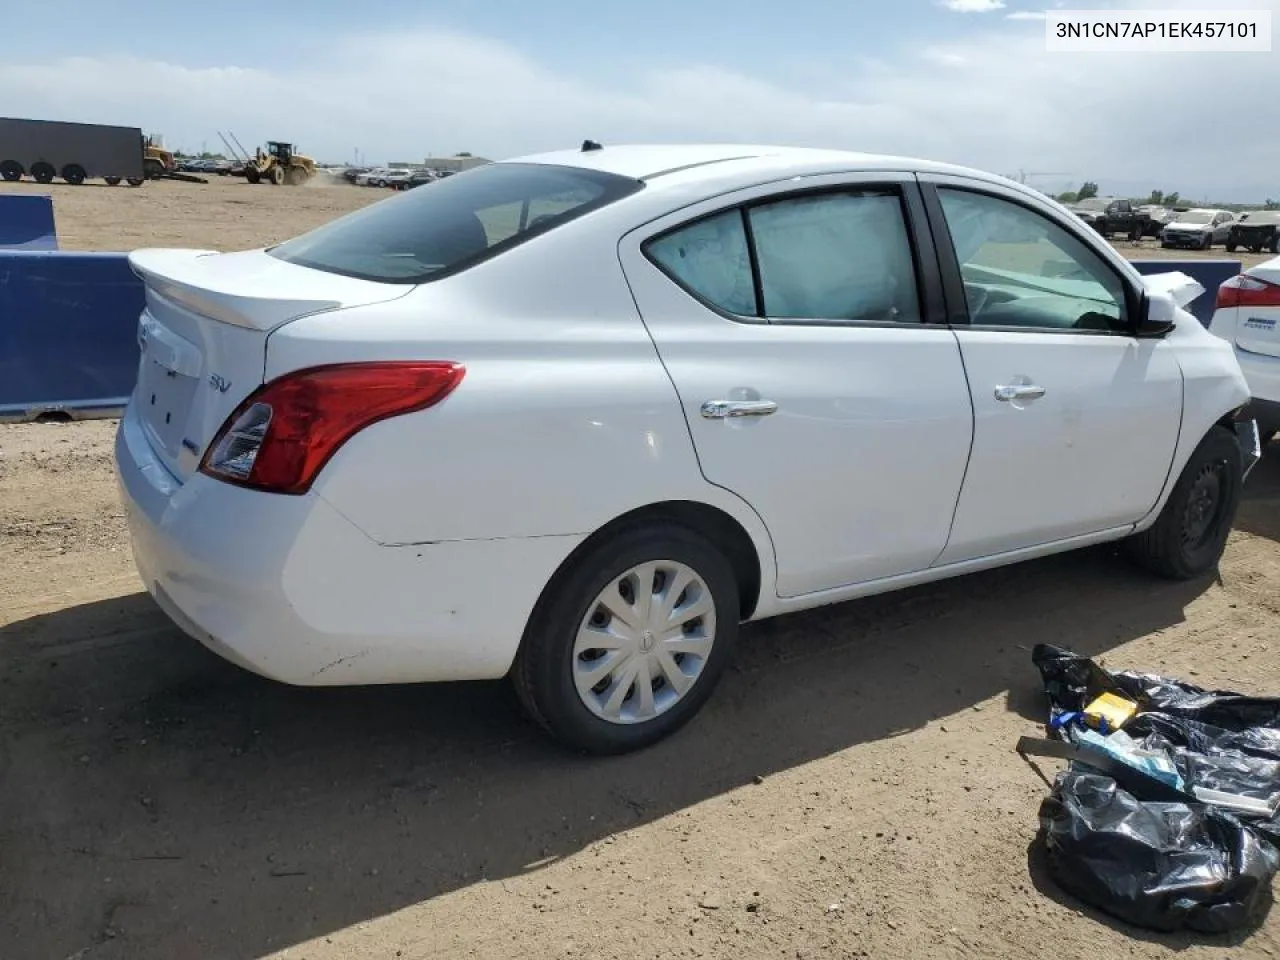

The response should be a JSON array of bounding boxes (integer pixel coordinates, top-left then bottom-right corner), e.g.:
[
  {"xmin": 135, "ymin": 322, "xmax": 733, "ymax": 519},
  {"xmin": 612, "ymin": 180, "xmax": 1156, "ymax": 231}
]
[
  {"xmin": 1040, "ymin": 770, "xmax": 1278, "ymax": 933},
  {"xmin": 1044, "ymin": 773, "xmax": 1274, "ymax": 936},
  {"xmin": 1029, "ymin": 644, "xmax": 1280, "ymax": 933}
]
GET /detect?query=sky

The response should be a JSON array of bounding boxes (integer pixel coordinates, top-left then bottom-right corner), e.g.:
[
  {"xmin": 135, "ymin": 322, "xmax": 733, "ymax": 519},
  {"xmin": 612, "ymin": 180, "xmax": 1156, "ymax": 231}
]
[{"xmin": 4, "ymin": 0, "xmax": 1278, "ymax": 201}]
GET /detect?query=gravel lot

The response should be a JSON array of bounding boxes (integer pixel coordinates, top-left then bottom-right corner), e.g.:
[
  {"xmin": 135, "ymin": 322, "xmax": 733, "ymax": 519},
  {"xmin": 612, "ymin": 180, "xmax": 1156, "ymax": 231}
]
[{"xmin": 2, "ymin": 176, "xmax": 1280, "ymax": 960}]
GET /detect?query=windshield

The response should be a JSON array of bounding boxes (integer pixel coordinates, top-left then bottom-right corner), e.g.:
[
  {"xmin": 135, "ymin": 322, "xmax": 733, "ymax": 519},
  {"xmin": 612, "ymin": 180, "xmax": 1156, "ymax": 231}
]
[
  {"xmin": 1174, "ymin": 211, "xmax": 1214, "ymax": 225},
  {"xmin": 270, "ymin": 163, "xmax": 643, "ymax": 283}
]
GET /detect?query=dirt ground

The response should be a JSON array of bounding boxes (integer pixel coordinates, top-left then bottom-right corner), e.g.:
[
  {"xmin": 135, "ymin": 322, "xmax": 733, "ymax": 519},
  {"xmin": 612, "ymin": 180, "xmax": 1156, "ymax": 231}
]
[{"xmin": 3, "ymin": 177, "xmax": 1280, "ymax": 960}]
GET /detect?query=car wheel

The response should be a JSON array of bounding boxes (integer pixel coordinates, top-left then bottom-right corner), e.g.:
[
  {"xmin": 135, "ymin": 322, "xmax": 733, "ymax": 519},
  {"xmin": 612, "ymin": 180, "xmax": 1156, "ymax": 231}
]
[
  {"xmin": 0, "ymin": 160, "xmax": 22, "ymax": 181},
  {"xmin": 30, "ymin": 162, "xmax": 55, "ymax": 184},
  {"xmin": 60, "ymin": 164, "xmax": 86, "ymax": 185},
  {"xmin": 1124, "ymin": 425, "xmax": 1242, "ymax": 580},
  {"xmin": 512, "ymin": 522, "xmax": 740, "ymax": 755},
  {"xmin": 1200, "ymin": 234, "xmax": 1212, "ymax": 250},
  {"xmin": 1227, "ymin": 243, "xmax": 1238, "ymax": 253}
]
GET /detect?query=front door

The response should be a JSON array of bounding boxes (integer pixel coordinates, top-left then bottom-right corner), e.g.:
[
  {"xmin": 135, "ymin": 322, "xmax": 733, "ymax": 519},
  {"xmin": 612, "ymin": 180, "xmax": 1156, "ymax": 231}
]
[
  {"xmin": 619, "ymin": 174, "xmax": 974, "ymax": 598},
  {"xmin": 920, "ymin": 176, "xmax": 1183, "ymax": 564}
]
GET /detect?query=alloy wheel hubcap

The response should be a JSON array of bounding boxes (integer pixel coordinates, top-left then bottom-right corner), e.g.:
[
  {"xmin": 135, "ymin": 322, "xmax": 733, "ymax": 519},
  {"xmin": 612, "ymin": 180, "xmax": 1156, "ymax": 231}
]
[{"xmin": 572, "ymin": 560, "xmax": 716, "ymax": 725}]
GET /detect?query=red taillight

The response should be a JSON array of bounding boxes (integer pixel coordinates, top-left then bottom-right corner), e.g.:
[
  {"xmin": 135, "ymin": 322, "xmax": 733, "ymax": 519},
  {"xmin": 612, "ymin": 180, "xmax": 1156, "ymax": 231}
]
[
  {"xmin": 200, "ymin": 361, "xmax": 465, "ymax": 495},
  {"xmin": 1216, "ymin": 274, "xmax": 1280, "ymax": 310}
]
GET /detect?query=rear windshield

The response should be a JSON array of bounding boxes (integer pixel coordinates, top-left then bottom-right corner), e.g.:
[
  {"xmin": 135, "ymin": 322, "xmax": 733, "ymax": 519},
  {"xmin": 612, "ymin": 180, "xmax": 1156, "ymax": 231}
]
[{"xmin": 269, "ymin": 162, "xmax": 643, "ymax": 283}]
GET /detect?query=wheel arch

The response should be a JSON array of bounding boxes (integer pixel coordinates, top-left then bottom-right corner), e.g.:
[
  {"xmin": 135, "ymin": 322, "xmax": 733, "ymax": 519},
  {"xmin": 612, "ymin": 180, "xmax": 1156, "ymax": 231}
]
[{"xmin": 525, "ymin": 500, "xmax": 765, "ymax": 639}]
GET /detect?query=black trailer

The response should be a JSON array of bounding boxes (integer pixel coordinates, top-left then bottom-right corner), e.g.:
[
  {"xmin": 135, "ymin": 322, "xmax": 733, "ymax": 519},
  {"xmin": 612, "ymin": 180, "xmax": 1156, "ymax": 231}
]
[{"xmin": 0, "ymin": 117, "xmax": 146, "ymax": 186}]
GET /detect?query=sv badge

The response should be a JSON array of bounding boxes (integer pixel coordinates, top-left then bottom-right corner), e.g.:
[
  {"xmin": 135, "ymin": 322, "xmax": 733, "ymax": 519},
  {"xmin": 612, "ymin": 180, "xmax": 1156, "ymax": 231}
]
[{"xmin": 209, "ymin": 373, "xmax": 233, "ymax": 394}]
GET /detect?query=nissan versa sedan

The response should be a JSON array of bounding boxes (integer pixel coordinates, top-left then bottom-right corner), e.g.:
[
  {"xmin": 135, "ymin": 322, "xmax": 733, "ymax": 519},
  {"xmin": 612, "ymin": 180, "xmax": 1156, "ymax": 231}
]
[{"xmin": 115, "ymin": 143, "xmax": 1260, "ymax": 754}]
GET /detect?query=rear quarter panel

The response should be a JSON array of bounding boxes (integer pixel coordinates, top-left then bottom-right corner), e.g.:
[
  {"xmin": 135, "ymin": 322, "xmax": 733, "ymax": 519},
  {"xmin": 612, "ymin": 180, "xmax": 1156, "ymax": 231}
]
[{"xmin": 264, "ymin": 226, "xmax": 778, "ymax": 579}]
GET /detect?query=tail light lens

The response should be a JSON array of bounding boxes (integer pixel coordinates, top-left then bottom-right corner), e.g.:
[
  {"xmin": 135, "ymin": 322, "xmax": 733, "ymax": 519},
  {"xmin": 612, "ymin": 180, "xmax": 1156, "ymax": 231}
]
[
  {"xmin": 1217, "ymin": 274, "xmax": 1280, "ymax": 310},
  {"xmin": 200, "ymin": 361, "xmax": 465, "ymax": 494}
]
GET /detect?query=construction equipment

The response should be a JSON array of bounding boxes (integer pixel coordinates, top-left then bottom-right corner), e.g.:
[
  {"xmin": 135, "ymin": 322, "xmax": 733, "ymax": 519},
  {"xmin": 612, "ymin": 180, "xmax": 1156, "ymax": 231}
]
[
  {"xmin": 144, "ymin": 136, "xmax": 174, "ymax": 180},
  {"xmin": 242, "ymin": 141, "xmax": 316, "ymax": 186}
]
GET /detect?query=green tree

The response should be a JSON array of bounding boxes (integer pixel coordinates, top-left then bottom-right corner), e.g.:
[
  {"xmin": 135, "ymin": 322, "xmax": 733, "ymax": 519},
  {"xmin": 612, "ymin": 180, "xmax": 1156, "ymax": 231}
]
[
  {"xmin": 1056, "ymin": 190, "xmax": 1079, "ymax": 204},
  {"xmin": 1146, "ymin": 189, "xmax": 1164, "ymax": 205},
  {"xmin": 1076, "ymin": 181, "xmax": 1099, "ymax": 201},
  {"xmin": 1266, "ymin": 198, "xmax": 1278, "ymax": 211},
  {"xmin": 1166, "ymin": 191, "xmax": 1180, "ymax": 206}
]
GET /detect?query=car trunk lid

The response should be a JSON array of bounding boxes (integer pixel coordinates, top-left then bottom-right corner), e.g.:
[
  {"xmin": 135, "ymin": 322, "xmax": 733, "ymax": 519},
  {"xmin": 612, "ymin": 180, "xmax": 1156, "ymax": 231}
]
[{"xmin": 128, "ymin": 247, "xmax": 412, "ymax": 480}]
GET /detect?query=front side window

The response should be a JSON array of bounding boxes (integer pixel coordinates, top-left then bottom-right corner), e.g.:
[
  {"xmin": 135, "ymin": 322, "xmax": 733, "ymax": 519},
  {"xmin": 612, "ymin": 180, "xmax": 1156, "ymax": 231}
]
[
  {"xmin": 937, "ymin": 188, "xmax": 1129, "ymax": 333},
  {"xmin": 269, "ymin": 163, "xmax": 642, "ymax": 283}
]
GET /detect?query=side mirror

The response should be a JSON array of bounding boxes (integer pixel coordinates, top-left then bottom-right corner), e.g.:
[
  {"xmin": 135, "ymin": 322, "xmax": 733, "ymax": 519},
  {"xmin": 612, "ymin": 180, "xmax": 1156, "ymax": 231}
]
[{"xmin": 1133, "ymin": 292, "xmax": 1176, "ymax": 338}]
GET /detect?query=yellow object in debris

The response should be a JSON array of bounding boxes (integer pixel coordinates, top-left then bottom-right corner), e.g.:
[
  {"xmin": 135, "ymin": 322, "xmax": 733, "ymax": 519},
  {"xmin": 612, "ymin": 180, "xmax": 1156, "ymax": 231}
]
[{"xmin": 1084, "ymin": 693, "xmax": 1138, "ymax": 732}]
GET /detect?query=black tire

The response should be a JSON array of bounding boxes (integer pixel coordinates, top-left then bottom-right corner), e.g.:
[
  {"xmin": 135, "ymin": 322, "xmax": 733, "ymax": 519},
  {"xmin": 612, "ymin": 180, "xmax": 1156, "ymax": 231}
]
[
  {"xmin": 1124, "ymin": 426, "xmax": 1243, "ymax": 580},
  {"xmin": 104, "ymin": 176, "xmax": 121, "ymax": 186},
  {"xmin": 30, "ymin": 162, "xmax": 54, "ymax": 184},
  {"xmin": 1128, "ymin": 224, "xmax": 1143, "ymax": 243},
  {"xmin": 1201, "ymin": 233, "xmax": 1213, "ymax": 250},
  {"xmin": 144, "ymin": 159, "xmax": 165, "ymax": 180},
  {"xmin": 0, "ymin": 160, "xmax": 21, "ymax": 182},
  {"xmin": 61, "ymin": 164, "xmax": 86, "ymax": 185},
  {"xmin": 512, "ymin": 523, "xmax": 741, "ymax": 755},
  {"xmin": 1249, "ymin": 245, "xmax": 1262, "ymax": 254},
  {"xmin": 269, "ymin": 165, "xmax": 284, "ymax": 185},
  {"xmin": 126, "ymin": 177, "xmax": 144, "ymax": 187},
  {"xmin": 245, "ymin": 167, "xmax": 261, "ymax": 184},
  {"xmin": 1227, "ymin": 242, "xmax": 1238, "ymax": 253}
]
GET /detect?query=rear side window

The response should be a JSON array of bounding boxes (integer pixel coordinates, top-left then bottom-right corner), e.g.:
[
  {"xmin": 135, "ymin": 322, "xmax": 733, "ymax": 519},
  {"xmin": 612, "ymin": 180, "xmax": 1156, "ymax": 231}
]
[
  {"xmin": 644, "ymin": 186, "xmax": 922, "ymax": 325},
  {"xmin": 269, "ymin": 163, "xmax": 643, "ymax": 283}
]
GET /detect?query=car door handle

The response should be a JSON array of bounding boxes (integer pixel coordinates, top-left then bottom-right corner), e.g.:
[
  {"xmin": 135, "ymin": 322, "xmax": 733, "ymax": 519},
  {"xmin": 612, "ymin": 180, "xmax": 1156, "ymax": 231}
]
[
  {"xmin": 994, "ymin": 384, "xmax": 1046, "ymax": 402},
  {"xmin": 701, "ymin": 399, "xmax": 778, "ymax": 419}
]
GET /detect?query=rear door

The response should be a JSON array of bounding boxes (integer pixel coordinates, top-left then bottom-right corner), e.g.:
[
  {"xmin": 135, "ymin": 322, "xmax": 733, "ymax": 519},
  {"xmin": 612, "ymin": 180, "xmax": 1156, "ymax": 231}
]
[
  {"xmin": 918, "ymin": 175, "xmax": 1183, "ymax": 563},
  {"xmin": 619, "ymin": 173, "xmax": 974, "ymax": 599}
]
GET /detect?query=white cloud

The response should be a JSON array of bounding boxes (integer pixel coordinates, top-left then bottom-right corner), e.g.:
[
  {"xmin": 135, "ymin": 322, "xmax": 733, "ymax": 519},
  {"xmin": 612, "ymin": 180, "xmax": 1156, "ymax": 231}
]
[
  {"xmin": 938, "ymin": 0, "xmax": 1006, "ymax": 11},
  {"xmin": 2, "ymin": 18, "xmax": 1278, "ymax": 200},
  {"xmin": 1006, "ymin": 10, "xmax": 1047, "ymax": 19}
]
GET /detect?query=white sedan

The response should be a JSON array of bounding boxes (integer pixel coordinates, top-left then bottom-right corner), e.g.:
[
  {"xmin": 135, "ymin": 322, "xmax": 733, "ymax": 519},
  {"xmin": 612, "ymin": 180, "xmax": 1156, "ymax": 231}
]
[
  {"xmin": 115, "ymin": 144, "xmax": 1260, "ymax": 754},
  {"xmin": 1210, "ymin": 256, "xmax": 1280, "ymax": 449}
]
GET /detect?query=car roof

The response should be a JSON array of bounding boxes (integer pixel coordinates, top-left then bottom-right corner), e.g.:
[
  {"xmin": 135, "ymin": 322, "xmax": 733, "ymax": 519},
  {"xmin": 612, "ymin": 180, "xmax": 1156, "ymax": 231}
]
[{"xmin": 504, "ymin": 143, "xmax": 1007, "ymax": 188}]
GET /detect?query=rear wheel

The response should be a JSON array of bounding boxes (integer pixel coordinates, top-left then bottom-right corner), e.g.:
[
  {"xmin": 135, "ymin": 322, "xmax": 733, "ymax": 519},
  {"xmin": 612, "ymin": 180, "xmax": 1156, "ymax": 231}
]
[
  {"xmin": 269, "ymin": 165, "xmax": 285, "ymax": 185},
  {"xmin": 30, "ymin": 162, "xmax": 54, "ymax": 184},
  {"xmin": 144, "ymin": 159, "xmax": 165, "ymax": 180},
  {"xmin": 1124, "ymin": 426, "xmax": 1242, "ymax": 580},
  {"xmin": 1128, "ymin": 223, "xmax": 1143, "ymax": 243},
  {"xmin": 61, "ymin": 164, "xmax": 86, "ymax": 185},
  {"xmin": 512, "ymin": 523, "xmax": 740, "ymax": 754},
  {"xmin": 104, "ymin": 176, "xmax": 121, "ymax": 186},
  {"xmin": 126, "ymin": 177, "xmax": 144, "ymax": 187},
  {"xmin": 244, "ymin": 166, "xmax": 261, "ymax": 184},
  {"xmin": 0, "ymin": 160, "xmax": 21, "ymax": 181}
]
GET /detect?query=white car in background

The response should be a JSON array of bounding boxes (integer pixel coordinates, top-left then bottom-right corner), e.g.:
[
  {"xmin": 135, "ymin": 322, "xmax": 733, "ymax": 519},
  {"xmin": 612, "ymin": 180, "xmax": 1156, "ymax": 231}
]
[
  {"xmin": 355, "ymin": 167, "xmax": 408, "ymax": 187},
  {"xmin": 1210, "ymin": 257, "xmax": 1280, "ymax": 449},
  {"xmin": 115, "ymin": 144, "xmax": 1259, "ymax": 755}
]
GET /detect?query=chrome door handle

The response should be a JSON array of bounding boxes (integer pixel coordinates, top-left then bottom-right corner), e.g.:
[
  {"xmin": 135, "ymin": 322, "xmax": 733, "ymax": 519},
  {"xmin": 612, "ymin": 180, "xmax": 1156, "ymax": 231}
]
[
  {"xmin": 994, "ymin": 384, "xmax": 1046, "ymax": 402},
  {"xmin": 701, "ymin": 399, "xmax": 778, "ymax": 419}
]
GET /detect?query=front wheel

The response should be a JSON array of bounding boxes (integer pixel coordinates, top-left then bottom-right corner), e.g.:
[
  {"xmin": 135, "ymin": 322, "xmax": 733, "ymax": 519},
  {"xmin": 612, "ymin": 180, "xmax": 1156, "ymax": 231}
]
[
  {"xmin": 1124, "ymin": 426, "xmax": 1243, "ymax": 580},
  {"xmin": 512, "ymin": 523, "xmax": 740, "ymax": 754},
  {"xmin": 1227, "ymin": 242, "xmax": 1238, "ymax": 253},
  {"xmin": 1201, "ymin": 234, "xmax": 1213, "ymax": 250}
]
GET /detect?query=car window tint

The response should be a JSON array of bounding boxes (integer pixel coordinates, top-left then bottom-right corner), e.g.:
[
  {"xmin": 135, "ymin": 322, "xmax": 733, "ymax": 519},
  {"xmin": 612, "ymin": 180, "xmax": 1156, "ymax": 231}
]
[
  {"xmin": 747, "ymin": 191, "xmax": 921, "ymax": 324},
  {"xmin": 269, "ymin": 163, "xmax": 642, "ymax": 284},
  {"xmin": 938, "ymin": 188, "xmax": 1128, "ymax": 333},
  {"xmin": 646, "ymin": 210, "xmax": 758, "ymax": 316}
]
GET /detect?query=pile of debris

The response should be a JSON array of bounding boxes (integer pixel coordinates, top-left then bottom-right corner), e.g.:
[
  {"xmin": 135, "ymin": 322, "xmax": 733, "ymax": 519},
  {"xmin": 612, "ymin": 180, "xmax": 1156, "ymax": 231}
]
[{"xmin": 1022, "ymin": 643, "xmax": 1280, "ymax": 934}]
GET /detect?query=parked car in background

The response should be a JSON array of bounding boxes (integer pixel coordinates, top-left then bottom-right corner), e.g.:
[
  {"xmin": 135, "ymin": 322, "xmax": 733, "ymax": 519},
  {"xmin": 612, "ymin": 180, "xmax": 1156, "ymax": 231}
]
[
  {"xmin": 383, "ymin": 168, "xmax": 414, "ymax": 188},
  {"xmin": 1226, "ymin": 211, "xmax": 1280, "ymax": 255},
  {"xmin": 115, "ymin": 143, "xmax": 1258, "ymax": 755},
  {"xmin": 1137, "ymin": 204, "xmax": 1176, "ymax": 238},
  {"xmin": 1210, "ymin": 256, "xmax": 1280, "ymax": 449},
  {"xmin": 1161, "ymin": 208, "xmax": 1235, "ymax": 250},
  {"xmin": 403, "ymin": 170, "xmax": 438, "ymax": 189},
  {"xmin": 342, "ymin": 166, "xmax": 370, "ymax": 184},
  {"xmin": 354, "ymin": 167, "xmax": 391, "ymax": 186},
  {"xmin": 1068, "ymin": 196, "xmax": 1147, "ymax": 241}
]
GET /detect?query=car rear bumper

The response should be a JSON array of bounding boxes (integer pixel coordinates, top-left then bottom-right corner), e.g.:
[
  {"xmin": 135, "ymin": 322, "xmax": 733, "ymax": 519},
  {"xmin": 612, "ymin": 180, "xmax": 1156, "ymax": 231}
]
[{"xmin": 114, "ymin": 407, "xmax": 582, "ymax": 686}]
